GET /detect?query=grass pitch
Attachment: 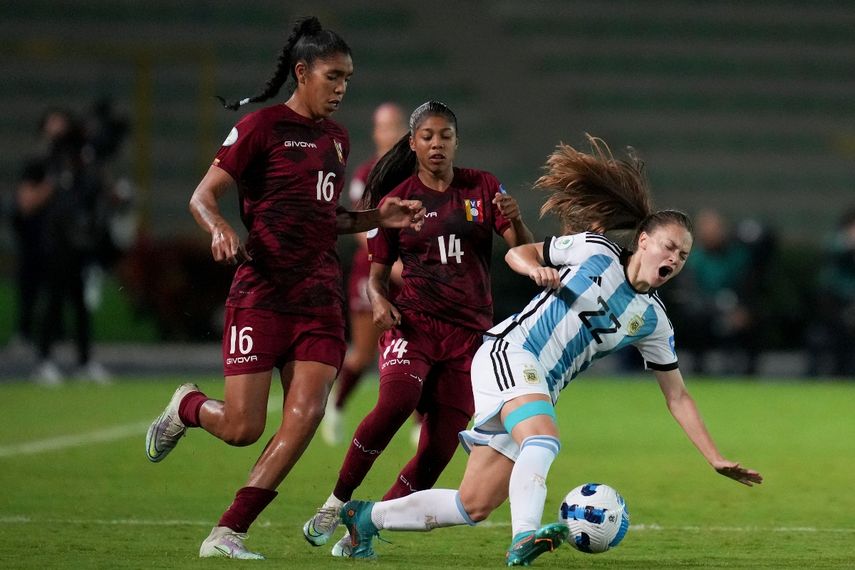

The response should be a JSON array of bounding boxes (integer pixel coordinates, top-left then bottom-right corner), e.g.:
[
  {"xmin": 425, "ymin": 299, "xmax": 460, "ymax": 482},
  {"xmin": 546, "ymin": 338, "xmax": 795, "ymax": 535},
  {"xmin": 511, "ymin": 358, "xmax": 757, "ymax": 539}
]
[{"xmin": 1, "ymin": 375, "xmax": 853, "ymax": 569}]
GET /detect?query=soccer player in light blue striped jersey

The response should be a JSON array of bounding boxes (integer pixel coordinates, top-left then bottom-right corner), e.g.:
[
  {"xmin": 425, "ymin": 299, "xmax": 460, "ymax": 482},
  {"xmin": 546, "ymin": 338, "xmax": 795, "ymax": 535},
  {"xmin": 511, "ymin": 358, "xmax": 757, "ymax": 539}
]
[{"xmin": 336, "ymin": 135, "xmax": 763, "ymax": 566}]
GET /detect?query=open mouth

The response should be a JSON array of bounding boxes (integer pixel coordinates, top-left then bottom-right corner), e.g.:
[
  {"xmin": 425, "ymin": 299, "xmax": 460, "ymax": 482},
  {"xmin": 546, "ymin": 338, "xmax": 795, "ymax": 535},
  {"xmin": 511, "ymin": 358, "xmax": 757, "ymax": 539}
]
[
  {"xmin": 658, "ymin": 266, "xmax": 673, "ymax": 278},
  {"xmin": 429, "ymin": 153, "xmax": 445, "ymax": 161}
]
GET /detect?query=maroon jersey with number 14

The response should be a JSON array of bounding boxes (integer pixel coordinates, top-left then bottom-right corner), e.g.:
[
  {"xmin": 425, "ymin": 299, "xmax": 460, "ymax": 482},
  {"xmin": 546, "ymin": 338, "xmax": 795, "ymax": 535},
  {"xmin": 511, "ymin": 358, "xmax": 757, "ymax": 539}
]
[
  {"xmin": 368, "ymin": 167, "xmax": 511, "ymax": 332},
  {"xmin": 213, "ymin": 104, "xmax": 350, "ymax": 317}
]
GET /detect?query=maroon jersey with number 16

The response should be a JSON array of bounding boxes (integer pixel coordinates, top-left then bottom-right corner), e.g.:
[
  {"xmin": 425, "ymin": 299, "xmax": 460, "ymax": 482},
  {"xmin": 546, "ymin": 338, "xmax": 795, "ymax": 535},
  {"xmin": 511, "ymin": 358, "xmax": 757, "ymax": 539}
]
[
  {"xmin": 213, "ymin": 104, "xmax": 350, "ymax": 317},
  {"xmin": 368, "ymin": 167, "xmax": 511, "ymax": 332}
]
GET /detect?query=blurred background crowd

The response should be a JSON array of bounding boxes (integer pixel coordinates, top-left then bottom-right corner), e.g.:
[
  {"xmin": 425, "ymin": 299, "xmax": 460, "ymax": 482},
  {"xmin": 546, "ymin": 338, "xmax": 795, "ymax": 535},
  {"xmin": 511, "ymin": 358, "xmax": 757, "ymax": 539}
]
[{"xmin": 1, "ymin": 1, "xmax": 853, "ymax": 381}]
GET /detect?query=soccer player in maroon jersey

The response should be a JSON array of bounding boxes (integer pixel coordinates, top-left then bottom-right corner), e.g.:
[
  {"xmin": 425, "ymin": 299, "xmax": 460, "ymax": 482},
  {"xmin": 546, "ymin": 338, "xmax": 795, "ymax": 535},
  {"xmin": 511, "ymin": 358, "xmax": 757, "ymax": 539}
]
[
  {"xmin": 303, "ymin": 100, "xmax": 535, "ymax": 556},
  {"xmin": 143, "ymin": 17, "xmax": 424, "ymax": 560},
  {"xmin": 321, "ymin": 102, "xmax": 409, "ymax": 446}
]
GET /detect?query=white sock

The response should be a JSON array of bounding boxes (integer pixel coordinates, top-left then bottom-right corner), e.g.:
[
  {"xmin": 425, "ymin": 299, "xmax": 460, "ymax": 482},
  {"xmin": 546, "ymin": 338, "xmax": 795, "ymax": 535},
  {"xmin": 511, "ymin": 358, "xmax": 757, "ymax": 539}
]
[
  {"xmin": 371, "ymin": 489, "xmax": 474, "ymax": 531},
  {"xmin": 508, "ymin": 436, "xmax": 560, "ymax": 537},
  {"xmin": 324, "ymin": 493, "xmax": 344, "ymax": 511}
]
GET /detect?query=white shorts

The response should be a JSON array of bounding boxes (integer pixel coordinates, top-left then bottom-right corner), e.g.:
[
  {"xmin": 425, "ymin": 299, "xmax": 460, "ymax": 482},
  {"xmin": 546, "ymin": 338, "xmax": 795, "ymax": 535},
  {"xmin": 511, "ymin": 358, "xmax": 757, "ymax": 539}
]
[{"xmin": 470, "ymin": 337, "xmax": 552, "ymax": 434}]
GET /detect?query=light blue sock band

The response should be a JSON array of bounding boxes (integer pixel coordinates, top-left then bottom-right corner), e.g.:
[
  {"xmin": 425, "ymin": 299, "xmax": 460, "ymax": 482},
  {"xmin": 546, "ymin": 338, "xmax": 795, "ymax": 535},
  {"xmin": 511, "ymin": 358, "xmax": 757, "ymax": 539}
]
[
  {"xmin": 503, "ymin": 400, "xmax": 556, "ymax": 434},
  {"xmin": 455, "ymin": 491, "xmax": 478, "ymax": 526}
]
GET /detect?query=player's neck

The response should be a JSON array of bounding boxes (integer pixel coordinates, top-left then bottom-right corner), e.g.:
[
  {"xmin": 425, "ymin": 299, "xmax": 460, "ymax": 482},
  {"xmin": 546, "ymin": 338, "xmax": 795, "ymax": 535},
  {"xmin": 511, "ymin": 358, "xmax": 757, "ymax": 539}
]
[
  {"xmin": 284, "ymin": 96, "xmax": 325, "ymax": 122},
  {"xmin": 625, "ymin": 252, "xmax": 651, "ymax": 293},
  {"xmin": 417, "ymin": 168, "xmax": 453, "ymax": 192}
]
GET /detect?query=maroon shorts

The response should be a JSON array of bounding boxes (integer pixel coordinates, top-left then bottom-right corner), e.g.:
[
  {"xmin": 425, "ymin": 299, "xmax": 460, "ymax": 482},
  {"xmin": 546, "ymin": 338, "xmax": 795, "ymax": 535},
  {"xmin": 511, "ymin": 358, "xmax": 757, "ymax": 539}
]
[
  {"xmin": 377, "ymin": 311, "xmax": 482, "ymax": 417},
  {"xmin": 222, "ymin": 306, "xmax": 346, "ymax": 377}
]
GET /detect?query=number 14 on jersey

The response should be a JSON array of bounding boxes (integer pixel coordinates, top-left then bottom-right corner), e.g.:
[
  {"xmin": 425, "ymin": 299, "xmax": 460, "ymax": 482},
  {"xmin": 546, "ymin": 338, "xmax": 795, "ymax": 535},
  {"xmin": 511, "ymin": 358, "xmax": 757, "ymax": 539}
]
[{"xmin": 438, "ymin": 234, "xmax": 464, "ymax": 264}]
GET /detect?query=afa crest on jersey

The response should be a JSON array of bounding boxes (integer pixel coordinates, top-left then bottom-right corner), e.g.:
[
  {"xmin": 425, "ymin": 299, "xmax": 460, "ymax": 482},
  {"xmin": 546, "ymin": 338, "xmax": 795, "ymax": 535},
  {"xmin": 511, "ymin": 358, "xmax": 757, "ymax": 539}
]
[{"xmin": 464, "ymin": 199, "xmax": 482, "ymax": 222}]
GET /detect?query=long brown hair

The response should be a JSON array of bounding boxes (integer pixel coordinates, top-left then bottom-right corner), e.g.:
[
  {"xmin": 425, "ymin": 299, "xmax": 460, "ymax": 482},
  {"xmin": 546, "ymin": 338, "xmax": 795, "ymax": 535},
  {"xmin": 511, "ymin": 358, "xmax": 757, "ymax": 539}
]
[{"xmin": 535, "ymin": 134, "xmax": 654, "ymax": 232}]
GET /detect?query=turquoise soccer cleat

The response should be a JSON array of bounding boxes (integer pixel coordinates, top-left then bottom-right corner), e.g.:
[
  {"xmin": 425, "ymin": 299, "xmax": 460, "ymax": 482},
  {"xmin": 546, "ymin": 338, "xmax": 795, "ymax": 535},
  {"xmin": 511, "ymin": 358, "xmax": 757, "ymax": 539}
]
[
  {"xmin": 505, "ymin": 522, "xmax": 569, "ymax": 566},
  {"xmin": 339, "ymin": 500, "xmax": 379, "ymax": 559}
]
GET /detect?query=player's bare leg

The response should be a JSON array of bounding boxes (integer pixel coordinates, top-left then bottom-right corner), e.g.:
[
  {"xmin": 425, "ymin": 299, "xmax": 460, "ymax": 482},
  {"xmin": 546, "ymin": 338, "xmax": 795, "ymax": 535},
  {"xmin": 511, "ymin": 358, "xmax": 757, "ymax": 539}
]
[
  {"xmin": 457, "ymin": 445, "xmax": 513, "ymax": 522},
  {"xmin": 197, "ymin": 371, "xmax": 273, "ymax": 445},
  {"xmin": 246, "ymin": 360, "xmax": 337, "ymax": 489}
]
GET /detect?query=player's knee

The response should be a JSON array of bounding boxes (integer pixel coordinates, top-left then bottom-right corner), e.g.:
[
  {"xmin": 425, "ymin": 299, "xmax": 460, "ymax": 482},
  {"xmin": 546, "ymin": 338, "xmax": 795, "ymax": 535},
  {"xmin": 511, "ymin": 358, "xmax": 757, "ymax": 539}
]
[
  {"xmin": 457, "ymin": 490, "xmax": 499, "ymax": 523},
  {"xmin": 221, "ymin": 421, "xmax": 265, "ymax": 446}
]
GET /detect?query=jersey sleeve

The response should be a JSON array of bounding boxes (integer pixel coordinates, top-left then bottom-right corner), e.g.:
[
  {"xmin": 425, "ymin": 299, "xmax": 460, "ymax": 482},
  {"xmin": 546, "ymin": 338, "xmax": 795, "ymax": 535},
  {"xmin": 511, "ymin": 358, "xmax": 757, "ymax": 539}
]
[
  {"xmin": 634, "ymin": 308, "xmax": 679, "ymax": 371},
  {"xmin": 486, "ymin": 174, "xmax": 512, "ymax": 236},
  {"xmin": 543, "ymin": 233, "xmax": 593, "ymax": 267},
  {"xmin": 367, "ymin": 216, "xmax": 399, "ymax": 266},
  {"xmin": 213, "ymin": 113, "xmax": 267, "ymax": 182}
]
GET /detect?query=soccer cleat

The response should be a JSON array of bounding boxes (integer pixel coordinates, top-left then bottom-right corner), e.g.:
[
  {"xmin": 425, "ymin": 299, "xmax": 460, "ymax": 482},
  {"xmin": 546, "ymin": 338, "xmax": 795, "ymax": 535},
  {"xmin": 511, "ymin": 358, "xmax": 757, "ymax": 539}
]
[
  {"xmin": 340, "ymin": 500, "xmax": 379, "ymax": 559},
  {"xmin": 199, "ymin": 526, "xmax": 265, "ymax": 560},
  {"xmin": 145, "ymin": 382, "xmax": 199, "ymax": 462},
  {"xmin": 505, "ymin": 522, "xmax": 569, "ymax": 566},
  {"xmin": 303, "ymin": 505, "xmax": 341, "ymax": 546},
  {"xmin": 32, "ymin": 360, "xmax": 64, "ymax": 387},
  {"xmin": 330, "ymin": 531, "xmax": 353, "ymax": 557}
]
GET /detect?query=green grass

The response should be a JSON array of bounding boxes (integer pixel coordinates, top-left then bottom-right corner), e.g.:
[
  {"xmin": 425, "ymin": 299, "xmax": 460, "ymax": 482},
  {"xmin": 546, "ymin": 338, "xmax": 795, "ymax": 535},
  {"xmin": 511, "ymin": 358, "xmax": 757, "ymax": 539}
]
[{"xmin": 1, "ymin": 376, "xmax": 853, "ymax": 568}]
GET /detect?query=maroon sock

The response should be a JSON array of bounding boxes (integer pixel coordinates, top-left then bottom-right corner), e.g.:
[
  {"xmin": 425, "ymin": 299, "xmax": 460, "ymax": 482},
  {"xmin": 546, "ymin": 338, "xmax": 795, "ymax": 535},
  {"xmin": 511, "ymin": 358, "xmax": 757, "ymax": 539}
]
[
  {"xmin": 218, "ymin": 486, "xmax": 278, "ymax": 533},
  {"xmin": 383, "ymin": 406, "xmax": 470, "ymax": 500},
  {"xmin": 334, "ymin": 365, "xmax": 363, "ymax": 409},
  {"xmin": 178, "ymin": 390, "xmax": 209, "ymax": 427},
  {"xmin": 333, "ymin": 378, "xmax": 421, "ymax": 501}
]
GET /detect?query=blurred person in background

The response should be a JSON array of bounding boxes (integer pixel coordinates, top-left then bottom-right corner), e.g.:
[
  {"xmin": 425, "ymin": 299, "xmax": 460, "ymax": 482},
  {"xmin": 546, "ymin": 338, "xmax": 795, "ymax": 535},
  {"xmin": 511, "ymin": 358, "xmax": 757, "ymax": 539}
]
[
  {"xmin": 9, "ymin": 159, "xmax": 54, "ymax": 356},
  {"xmin": 303, "ymin": 100, "xmax": 533, "ymax": 557},
  {"xmin": 31, "ymin": 108, "xmax": 115, "ymax": 385},
  {"xmin": 807, "ymin": 206, "xmax": 855, "ymax": 377},
  {"xmin": 321, "ymin": 102, "xmax": 409, "ymax": 446},
  {"xmin": 667, "ymin": 208, "xmax": 756, "ymax": 375},
  {"xmin": 143, "ymin": 17, "xmax": 424, "ymax": 560}
]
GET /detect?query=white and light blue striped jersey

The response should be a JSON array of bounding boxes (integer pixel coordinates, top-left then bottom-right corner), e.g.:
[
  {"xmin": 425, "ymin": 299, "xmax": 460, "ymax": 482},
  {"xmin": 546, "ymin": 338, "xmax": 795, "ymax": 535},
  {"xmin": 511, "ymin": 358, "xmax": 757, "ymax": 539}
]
[{"xmin": 487, "ymin": 232, "xmax": 678, "ymax": 401}]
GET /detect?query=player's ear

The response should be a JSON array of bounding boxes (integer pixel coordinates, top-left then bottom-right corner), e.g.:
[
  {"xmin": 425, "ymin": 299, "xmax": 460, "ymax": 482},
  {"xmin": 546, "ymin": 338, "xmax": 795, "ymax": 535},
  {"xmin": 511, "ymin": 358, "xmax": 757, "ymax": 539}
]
[
  {"xmin": 294, "ymin": 60, "xmax": 308, "ymax": 84},
  {"xmin": 409, "ymin": 134, "xmax": 415, "ymax": 152}
]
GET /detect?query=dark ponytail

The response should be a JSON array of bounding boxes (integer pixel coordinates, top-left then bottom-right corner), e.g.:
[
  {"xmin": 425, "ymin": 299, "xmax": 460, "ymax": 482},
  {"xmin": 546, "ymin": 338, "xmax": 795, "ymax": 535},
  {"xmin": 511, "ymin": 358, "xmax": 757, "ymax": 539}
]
[
  {"xmin": 360, "ymin": 100, "xmax": 458, "ymax": 208},
  {"xmin": 360, "ymin": 134, "xmax": 415, "ymax": 208},
  {"xmin": 216, "ymin": 16, "xmax": 350, "ymax": 111}
]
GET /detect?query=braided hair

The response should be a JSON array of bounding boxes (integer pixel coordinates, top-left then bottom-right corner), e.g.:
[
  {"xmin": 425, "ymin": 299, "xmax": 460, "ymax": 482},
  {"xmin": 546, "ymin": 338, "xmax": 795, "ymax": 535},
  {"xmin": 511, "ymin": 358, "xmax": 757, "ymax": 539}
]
[
  {"xmin": 360, "ymin": 100, "xmax": 457, "ymax": 208},
  {"xmin": 216, "ymin": 16, "xmax": 351, "ymax": 111}
]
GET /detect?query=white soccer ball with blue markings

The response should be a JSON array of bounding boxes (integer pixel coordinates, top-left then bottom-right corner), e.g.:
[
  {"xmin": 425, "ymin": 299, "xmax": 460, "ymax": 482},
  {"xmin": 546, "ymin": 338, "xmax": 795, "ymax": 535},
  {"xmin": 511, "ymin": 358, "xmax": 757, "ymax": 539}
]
[{"xmin": 559, "ymin": 482, "xmax": 630, "ymax": 554}]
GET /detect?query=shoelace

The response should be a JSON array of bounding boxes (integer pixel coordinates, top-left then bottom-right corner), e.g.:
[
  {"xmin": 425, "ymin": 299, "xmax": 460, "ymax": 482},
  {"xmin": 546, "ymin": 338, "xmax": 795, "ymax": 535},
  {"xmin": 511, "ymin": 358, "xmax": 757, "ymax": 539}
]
[{"xmin": 314, "ymin": 507, "xmax": 340, "ymax": 531}]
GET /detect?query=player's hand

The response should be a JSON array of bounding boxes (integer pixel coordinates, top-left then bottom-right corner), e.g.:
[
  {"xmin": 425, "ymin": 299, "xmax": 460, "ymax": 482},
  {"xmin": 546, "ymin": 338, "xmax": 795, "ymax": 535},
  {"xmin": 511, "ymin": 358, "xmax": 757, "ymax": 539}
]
[
  {"xmin": 713, "ymin": 460, "xmax": 763, "ymax": 486},
  {"xmin": 378, "ymin": 197, "xmax": 426, "ymax": 231},
  {"xmin": 493, "ymin": 192, "xmax": 521, "ymax": 220},
  {"xmin": 211, "ymin": 224, "xmax": 252, "ymax": 265},
  {"xmin": 529, "ymin": 266, "xmax": 561, "ymax": 289},
  {"xmin": 372, "ymin": 297, "xmax": 402, "ymax": 330}
]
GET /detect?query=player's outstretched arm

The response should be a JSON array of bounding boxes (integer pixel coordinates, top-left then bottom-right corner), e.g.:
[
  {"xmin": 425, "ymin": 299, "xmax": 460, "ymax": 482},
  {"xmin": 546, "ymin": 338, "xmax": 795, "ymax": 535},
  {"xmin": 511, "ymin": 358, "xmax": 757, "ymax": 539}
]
[
  {"xmin": 336, "ymin": 197, "xmax": 425, "ymax": 234},
  {"xmin": 654, "ymin": 368, "xmax": 763, "ymax": 487}
]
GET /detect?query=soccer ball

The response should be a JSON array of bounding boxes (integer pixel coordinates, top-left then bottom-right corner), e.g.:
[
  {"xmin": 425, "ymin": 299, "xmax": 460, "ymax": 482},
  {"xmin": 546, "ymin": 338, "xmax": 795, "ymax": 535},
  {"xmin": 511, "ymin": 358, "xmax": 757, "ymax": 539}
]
[{"xmin": 559, "ymin": 483, "xmax": 630, "ymax": 554}]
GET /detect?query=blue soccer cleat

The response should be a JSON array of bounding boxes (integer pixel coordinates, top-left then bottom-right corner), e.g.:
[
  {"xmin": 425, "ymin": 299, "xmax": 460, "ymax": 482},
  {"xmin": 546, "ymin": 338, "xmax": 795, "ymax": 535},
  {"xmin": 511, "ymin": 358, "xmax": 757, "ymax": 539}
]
[
  {"xmin": 339, "ymin": 500, "xmax": 379, "ymax": 559},
  {"xmin": 505, "ymin": 522, "xmax": 569, "ymax": 566}
]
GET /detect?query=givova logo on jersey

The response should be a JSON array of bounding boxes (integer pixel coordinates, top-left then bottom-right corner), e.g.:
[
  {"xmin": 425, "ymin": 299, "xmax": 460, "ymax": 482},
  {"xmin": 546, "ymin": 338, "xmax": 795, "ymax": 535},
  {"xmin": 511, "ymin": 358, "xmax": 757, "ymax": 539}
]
[
  {"xmin": 463, "ymin": 199, "xmax": 482, "ymax": 222},
  {"xmin": 381, "ymin": 338, "xmax": 410, "ymax": 369}
]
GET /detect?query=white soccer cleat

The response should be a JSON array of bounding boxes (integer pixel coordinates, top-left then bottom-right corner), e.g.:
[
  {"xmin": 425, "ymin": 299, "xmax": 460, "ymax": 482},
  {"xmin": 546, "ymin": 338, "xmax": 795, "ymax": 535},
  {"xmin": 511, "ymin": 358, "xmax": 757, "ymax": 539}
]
[
  {"xmin": 199, "ymin": 526, "xmax": 265, "ymax": 560},
  {"xmin": 145, "ymin": 382, "xmax": 199, "ymax": 462},
  {"xmin": 330, "ymin": 531, "xmax": 353, "ymax": 557},
  {"xmin": 303, "ymin": 505, "xmax": 341, "ymax": 546},
  {"xmin": 77, "ymin": 361, "xmax": 112, "ymax": 385},
  {"xmin": 32, "ymin": 360, "xmax": 64, "ymax": 387}
]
